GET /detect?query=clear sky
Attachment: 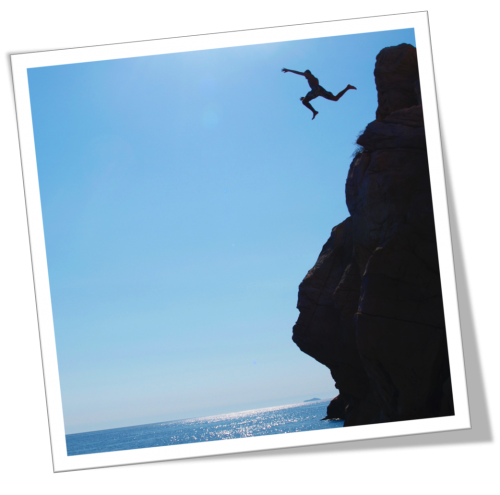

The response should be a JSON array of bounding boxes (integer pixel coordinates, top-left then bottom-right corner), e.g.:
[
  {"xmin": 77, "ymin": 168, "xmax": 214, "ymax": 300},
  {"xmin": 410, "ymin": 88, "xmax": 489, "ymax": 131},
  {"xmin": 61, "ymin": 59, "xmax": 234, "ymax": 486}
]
[{"xmin": 28, "ymin": 28, "xmax": 415, "ymax": 434}]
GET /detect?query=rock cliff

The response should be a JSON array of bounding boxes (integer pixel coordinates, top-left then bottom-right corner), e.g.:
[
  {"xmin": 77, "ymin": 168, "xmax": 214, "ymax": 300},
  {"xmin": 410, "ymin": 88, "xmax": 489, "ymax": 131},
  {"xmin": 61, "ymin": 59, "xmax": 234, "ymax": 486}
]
[{"xmin": 292, "ymin": 44, "xmax": 454, "ymax": 426}]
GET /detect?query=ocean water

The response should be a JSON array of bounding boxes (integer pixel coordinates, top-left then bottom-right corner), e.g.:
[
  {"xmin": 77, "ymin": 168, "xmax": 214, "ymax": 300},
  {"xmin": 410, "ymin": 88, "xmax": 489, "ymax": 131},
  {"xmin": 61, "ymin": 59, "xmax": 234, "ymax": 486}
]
[{"xmin": 66, "ymin": 399, "xmax": 344, "ymax": 456}]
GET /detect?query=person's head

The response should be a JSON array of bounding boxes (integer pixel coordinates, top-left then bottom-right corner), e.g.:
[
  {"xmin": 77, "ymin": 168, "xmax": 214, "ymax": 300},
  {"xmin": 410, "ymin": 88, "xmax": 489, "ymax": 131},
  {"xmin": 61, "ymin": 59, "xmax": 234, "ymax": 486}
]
[{"xmin": 304, "ymin": 70, "xmax": 311, "ymax": 76}]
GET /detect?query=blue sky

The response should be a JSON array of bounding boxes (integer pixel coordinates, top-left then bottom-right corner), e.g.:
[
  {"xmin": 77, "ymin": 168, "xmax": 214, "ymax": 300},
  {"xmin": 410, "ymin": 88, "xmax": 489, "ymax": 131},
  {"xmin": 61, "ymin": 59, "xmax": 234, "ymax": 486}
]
[{"xmin": 28, "ymin": 28, "xmax": 415, "ymax": 434}]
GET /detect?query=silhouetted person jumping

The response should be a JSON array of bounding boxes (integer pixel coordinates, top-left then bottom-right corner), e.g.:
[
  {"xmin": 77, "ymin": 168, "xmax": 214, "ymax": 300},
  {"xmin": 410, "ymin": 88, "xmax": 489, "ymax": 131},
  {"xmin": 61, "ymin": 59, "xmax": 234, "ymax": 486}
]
[{"xmin": 282, "ymin": 68, "xmax": 356, "ymax": 120}]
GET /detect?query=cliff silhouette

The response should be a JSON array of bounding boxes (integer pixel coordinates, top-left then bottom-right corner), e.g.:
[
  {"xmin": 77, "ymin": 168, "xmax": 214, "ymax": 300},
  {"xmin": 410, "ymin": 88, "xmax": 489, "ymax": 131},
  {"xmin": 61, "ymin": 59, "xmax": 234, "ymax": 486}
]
[{"xmin": 292, "ymin": 44, "xmax": 454, "ymax": 426}]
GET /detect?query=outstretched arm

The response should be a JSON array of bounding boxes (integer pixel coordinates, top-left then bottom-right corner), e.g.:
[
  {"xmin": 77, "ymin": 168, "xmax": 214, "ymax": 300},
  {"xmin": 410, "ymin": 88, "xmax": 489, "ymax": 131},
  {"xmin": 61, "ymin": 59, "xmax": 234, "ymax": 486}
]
[{"xmin": 282, "ymin": 68, "xmax": 305, "ymax": 76}]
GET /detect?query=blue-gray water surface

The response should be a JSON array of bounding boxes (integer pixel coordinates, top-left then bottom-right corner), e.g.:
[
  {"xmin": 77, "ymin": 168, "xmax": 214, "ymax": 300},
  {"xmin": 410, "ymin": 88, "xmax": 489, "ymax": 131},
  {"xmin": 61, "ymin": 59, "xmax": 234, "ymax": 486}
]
[{"xmin": 66, "ymin": 399, "xmax": 344, "ymax": 456}]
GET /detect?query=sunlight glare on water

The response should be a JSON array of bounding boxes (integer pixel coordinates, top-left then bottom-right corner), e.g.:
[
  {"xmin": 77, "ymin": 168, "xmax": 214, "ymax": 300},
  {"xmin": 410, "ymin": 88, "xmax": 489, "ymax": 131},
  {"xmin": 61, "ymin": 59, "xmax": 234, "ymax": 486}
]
[{"xmin": 66, "ymin": 399, "xmax": 343, "ymax": 456}]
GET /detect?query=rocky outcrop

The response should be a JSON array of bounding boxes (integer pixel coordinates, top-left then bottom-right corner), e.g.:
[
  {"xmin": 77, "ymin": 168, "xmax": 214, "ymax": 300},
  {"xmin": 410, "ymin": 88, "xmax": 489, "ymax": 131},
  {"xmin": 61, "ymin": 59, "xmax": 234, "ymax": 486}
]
[
  {"xmin": 292, "ymin": 44, "xmax": 454, "ymax": 426},
  {"xmin": 374, "ymin": 43, "xmax": 420, "ymax": 120}
]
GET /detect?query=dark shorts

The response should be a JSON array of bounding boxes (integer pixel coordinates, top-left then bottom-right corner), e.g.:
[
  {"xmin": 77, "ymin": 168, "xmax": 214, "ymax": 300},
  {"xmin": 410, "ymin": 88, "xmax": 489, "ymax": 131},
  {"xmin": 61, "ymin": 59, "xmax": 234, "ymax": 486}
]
[{"xmin": 304, "ymin": 85, "xmax": 329, "ymax": 101}]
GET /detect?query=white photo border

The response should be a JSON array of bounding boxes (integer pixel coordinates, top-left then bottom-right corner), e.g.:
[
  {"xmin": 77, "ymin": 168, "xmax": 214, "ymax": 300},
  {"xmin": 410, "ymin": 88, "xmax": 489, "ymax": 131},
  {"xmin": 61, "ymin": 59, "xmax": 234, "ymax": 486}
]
[{"xmin": 11, "ymin": 11, "xmax": 470, "ymax": 472}]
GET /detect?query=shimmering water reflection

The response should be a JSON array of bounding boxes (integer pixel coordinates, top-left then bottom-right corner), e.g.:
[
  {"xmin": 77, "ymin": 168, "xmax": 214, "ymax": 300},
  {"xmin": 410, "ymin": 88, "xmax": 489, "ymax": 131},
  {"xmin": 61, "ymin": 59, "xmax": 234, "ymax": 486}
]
[{"xmin": 66, "ymin": 399, "xmax": 343, "ymax": 456}]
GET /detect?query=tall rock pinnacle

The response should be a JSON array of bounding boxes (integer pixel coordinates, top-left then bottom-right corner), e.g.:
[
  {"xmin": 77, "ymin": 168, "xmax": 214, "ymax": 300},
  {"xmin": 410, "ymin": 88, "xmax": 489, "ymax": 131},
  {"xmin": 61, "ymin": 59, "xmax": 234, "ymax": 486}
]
[{"xmin": 292, "ymin": 44, "xmax": 453, "ymax": 426}]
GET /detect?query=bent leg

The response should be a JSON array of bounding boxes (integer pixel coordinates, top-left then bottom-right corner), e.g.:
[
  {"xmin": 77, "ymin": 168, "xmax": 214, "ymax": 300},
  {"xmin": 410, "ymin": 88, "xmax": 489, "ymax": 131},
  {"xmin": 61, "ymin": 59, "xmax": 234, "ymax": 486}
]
[
  {"xmin": 301, "ymin": 96, "xmax": 316, "ymax": 113},
  {"xmin": 301, "ymin": 95, "xmax": 319, "ymax": 119},
  {"xmin": 301, "ymin": 90, "xmax": 319, "ymax": 119},
  {"xmin": 321, "ymin": 84, "xmax": 356, "ymax": 102}
]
